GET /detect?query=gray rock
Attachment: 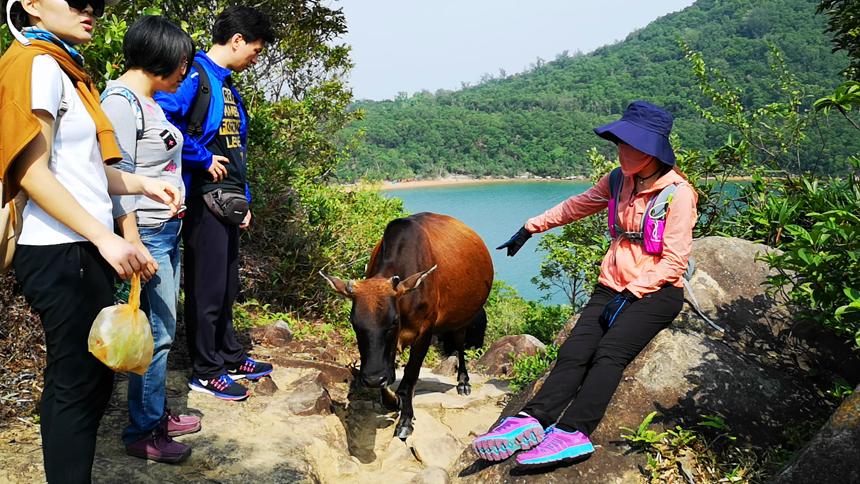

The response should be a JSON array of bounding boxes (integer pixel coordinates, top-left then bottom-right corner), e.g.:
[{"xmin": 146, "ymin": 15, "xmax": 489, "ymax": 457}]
[
  {"xmin": 250, "ymin": 320, "xmax": 293, "ymax": 347},
  {"xmin": 434, "ymin": 355, "xmax": 459, "ymax": 376},
  {"xmin": 285, "ymin": 373, "xmax": 332, "ymax": 416},
  {"xmin": 772, "ymin": 386, "xmax": 860, "ymax": 484},
  {"xmin": 253, "ymin": 375, "xmax": 279, "ymax": 396},
  {"xmin": 477, "ymin": 335, "xmax": 546, "ymax": 377},
  {"xmin": 411, "ymin": 466, "xmax": 450, "ymax": 484}
]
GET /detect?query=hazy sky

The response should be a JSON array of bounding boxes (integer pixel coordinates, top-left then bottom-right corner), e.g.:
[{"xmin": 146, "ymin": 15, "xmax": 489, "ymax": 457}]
[{"xmin": 339, "ymin": 0, "xmax": 696, "ymax": 101}]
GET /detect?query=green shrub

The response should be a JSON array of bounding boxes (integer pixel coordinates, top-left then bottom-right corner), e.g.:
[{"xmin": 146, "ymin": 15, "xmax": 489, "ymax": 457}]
[
  {"xmin": 760, "ymin": 171, "xmax": 860, "ymax": 348},
  {"xmin": 521, "ymin": 303, "xmax": 572, "ymax": 345},
  {"xmin": 484, "ymin": 281, "xmax": 532, "ymax": 344},
  {"xmin": 508, "ymin": 345, "xmax": 558, "ymax": 393}
]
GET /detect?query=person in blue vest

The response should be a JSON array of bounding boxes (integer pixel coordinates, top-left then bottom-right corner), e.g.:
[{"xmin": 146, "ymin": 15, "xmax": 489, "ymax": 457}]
[{"xmin": 156, "ymin": 6, "xmax": 275, "ymax": 401}]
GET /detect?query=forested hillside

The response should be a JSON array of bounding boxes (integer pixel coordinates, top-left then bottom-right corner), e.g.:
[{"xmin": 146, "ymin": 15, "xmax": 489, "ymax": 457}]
[{"xmin": 340, "ymin": 0, "xmax": 857, "ymax": 180}]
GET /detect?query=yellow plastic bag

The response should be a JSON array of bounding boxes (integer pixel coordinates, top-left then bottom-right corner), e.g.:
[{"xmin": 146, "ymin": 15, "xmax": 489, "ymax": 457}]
[{"xmin": 88, "ymin": 274, "xmax": 153, "ymax": 375}]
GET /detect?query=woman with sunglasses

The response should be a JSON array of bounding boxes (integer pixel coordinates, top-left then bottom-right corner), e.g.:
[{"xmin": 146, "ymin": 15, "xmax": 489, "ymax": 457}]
[
  {"xmin": 100, "ymin": 15, "xmax": 196, "ymax": 464},
  {"xmin": 0, "ymin": 1, "xmax": 181, "ymax": 482}
]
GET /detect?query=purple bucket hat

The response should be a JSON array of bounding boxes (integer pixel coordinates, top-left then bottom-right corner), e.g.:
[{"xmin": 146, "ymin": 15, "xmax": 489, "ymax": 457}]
[{"xmin": 593, "ymin": 100, "xmax": 676, "ymax": 166}]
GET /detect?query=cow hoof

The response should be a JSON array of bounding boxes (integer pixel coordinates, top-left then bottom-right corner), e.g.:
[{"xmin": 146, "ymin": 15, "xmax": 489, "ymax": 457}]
[
  {"xmin": 395, "ymin": 421, "xmax": 414, "ymax": 440},
  {"xmin": 457, "ymin": 382, "xmax": 471, "ymax": 395}
]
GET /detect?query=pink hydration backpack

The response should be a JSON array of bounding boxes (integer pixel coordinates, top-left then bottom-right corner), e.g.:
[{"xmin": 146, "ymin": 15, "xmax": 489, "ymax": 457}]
[
  {"xmin": 607, "ymin": 168, "xmax": 723, "ymax": 332},
  {"xmin": 607, "ymin": 167, "xmax": 680, "ymax": 255}
]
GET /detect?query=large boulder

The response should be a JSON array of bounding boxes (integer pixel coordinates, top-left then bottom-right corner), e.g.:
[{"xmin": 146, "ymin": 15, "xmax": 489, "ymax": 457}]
[
  {"xmin": 772, "ymin": 385, "xmax": 860, "ymax": 484},
  {"xmin": 477, "ymin": 335, "xmax": 546, "ymax": 377},
  {"xmin": 451, "ymin": 236, "xmax": 846, "ymax": 482},
  {"xmin": 680, "ymin": 237, "xmax": 860, "ymax": 382}
]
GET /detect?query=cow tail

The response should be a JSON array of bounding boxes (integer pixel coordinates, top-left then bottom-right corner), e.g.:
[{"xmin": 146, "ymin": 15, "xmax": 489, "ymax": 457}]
[{"xmin": 464, "ymin": 306, "xmax": 488, "ymax": 350}]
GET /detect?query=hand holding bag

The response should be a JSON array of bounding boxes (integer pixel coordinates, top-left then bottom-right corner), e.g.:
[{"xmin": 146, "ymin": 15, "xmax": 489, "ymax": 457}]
[{"xmin": 88, "ymin": 273, "xmax": 154, "ymax": 375}]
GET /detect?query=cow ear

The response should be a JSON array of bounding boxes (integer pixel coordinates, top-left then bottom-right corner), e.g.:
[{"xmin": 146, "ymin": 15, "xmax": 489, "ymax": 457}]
[
  {"xmin": 395, "ymin": 265, "xmax": 438, "ymax": 296},
  {"xmin": 319, "ymin": 271, "xmax": 354, "ymax": 298}
]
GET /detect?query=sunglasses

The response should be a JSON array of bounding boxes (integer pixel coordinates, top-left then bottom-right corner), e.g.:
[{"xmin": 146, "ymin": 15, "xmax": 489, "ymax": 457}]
[{"xmin": 64, "ymin": 0, "xmax": 106, "ymax": 18}]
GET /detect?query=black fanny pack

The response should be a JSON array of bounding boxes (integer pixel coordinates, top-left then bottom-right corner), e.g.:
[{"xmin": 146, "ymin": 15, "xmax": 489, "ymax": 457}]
[{"xmin": 202, "ymin": 189, "xmax": 249, "ymax": 225}]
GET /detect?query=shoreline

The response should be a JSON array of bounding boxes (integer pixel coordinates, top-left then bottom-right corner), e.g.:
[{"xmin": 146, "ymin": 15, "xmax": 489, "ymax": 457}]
[
  {"xmin": 375, "ymin": 175, "xmax": 753, "ymax": 191},
  {"xmin": 378, "ymin": 177, "xmax": 585, "ymax": 191}
]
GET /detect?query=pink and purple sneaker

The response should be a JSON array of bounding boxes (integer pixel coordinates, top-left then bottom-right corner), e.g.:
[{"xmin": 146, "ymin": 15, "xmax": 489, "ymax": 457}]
[
  {"xmin": 515, "ymin": 425, "xmax": 594, "ymax": 467},
  {"xmin": 472, "ymin": 415, "xmax": 545, "ymax": 461}
]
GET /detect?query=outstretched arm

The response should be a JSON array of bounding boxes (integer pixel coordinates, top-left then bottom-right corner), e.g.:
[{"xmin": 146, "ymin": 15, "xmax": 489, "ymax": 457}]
[{"xmin": 524, "ymin": 174, "xmax": 612, "ymax": 234}]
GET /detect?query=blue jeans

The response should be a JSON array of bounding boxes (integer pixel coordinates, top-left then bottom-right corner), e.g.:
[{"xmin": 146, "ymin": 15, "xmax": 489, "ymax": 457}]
[{"xmin": 123, "ymin": 218, "xmax": 182, "ymax": 444}]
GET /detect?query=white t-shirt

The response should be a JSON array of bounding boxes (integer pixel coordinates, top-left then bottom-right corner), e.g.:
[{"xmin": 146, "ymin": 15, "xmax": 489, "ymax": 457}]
[{"xmin": 18, "ymin": 55, "xmax": 114, "ymax": 246}]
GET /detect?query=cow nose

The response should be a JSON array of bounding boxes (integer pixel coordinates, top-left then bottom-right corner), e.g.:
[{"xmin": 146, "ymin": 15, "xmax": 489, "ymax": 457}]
[{"xmin": 362, "ymin": 373, "xmax": 387, "ymax": 388}]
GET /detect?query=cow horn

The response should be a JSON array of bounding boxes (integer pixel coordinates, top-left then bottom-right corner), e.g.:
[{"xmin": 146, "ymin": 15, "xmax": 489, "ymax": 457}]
[{"xmin": 319, "ymin": 271, "xmax": 354, "ymax": 298}]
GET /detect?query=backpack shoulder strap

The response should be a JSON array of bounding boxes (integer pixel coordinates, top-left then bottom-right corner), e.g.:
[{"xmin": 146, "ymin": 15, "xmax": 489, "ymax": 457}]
[
  {"xmin": 608, "ymin": 167, "xmax": 624, "ymax": 198},
  {"xmin": 608, "ymin": 167, "xmax": 624, "ymax": 236},
  {"xmin": 57, "ymin": 74, "xmax": 70, "ymax": 120},
  {"xmin": 187, "ymin": 60, "xmax": 212, "ymax": 138},
  {"xmin": 100, "ymin": 85, "xmax": 145, "ymax": 141}
]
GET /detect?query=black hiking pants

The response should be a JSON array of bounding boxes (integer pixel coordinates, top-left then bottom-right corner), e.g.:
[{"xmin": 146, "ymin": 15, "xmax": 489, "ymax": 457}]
[
  {"xmin": 183, "ymin": 195, "xmax": 246, "ymax": 380},
  {"xmin": 523, "ymin": 283, "xmax": 683, "ymax": 436},
  {"xmin": 14, "ymin": 242, "xmax": 116, "ymax": 484}
]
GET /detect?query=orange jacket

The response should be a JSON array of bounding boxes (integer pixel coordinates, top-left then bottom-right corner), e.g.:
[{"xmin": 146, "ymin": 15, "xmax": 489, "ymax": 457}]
[
  {"xmin": 525, "ymin": 169, "xmax": 697, "ymax": 298},
  {"xmin": 0, "ymin": 40, "xmax": 121, "ymax": 205}
]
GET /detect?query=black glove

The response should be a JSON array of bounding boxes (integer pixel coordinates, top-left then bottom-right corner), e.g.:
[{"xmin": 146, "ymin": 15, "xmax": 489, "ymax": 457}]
[
  {"xmin": 599, "ymin": 290, "xmax": 639, "ymax": 330},
  {"xmin": 496, "ymin": 226, "xmax": 532, "ymax": 257}
]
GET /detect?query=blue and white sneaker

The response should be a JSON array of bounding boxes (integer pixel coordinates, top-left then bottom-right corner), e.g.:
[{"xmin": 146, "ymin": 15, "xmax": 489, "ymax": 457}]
[
  {"xmin": 188, "ymin": 374, "xmax": 249, "ymax": 401},
  {"xmin": 227, "ymin": 358, "xmax": 273, "ymax": 381}
]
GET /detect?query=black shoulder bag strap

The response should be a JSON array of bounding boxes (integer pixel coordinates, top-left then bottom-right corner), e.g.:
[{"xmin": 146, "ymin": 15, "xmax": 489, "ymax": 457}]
[{"xmin": 187, "ymin": 60, "xmax": 212, "ymax": 138}]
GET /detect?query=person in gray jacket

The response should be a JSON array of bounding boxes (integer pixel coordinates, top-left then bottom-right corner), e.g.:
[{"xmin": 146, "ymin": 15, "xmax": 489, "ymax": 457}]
[{"xmin": 101, "ymin": 15, "xmax": 197, "ymax": 464}]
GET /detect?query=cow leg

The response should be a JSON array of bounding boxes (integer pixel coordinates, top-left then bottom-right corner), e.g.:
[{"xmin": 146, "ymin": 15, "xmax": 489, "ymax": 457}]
[
  {"xmin": 457, "ymin": 346, "xmax": 471, "ymax": 396},
  {"xmin": 451, "ymin": 328, "xmax": 471, "ymax": 395},
  {"xmin": 394, "ymin": 332, "xmax": 431, "ymax": 440}
]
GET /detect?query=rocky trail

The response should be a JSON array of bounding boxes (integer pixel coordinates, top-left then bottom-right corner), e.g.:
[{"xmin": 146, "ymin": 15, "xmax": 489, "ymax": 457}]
[{"xmin": 0, "ymin": 344, "xmax": 509, "ymax": 484}]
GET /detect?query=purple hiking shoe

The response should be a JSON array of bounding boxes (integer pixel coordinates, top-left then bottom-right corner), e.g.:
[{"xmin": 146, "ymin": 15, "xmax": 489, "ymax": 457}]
[
  {"xmin": 472, "ymin": 415, "xmax": 545, "ymax": 461},
  {"xmin": 516, "ymin": 425, "xmax": 594, "ymax": 467}
]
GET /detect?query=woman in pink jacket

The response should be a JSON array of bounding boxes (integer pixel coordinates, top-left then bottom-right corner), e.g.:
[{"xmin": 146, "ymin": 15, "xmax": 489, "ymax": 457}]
[{"xmin": 473, "ymin": 101, "xmax": 698, "ymax": 467}]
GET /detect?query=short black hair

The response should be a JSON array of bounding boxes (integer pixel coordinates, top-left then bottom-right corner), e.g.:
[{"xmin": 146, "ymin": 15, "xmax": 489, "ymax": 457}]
[
  {"xmin": 123, "ymin": 15, "xmax": 195, "ymax": 78},
  {"xmin": 212, "ymin": 6, "xmax": 275, "ymax": 45},
  {"xmin": 2, "ymin": 0, "xmax": 30, "ymax": 30}
]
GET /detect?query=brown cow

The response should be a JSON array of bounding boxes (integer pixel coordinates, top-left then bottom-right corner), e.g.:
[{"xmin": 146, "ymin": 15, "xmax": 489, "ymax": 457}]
[{"xmin": 321, "ymin": 212, "xmax": 493, "ymax": 439}]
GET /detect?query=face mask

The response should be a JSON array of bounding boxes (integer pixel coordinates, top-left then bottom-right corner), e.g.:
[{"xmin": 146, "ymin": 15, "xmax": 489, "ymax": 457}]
[{"xmin": 618, "ymin": 143, "xmax": 653, "ymax": 177}]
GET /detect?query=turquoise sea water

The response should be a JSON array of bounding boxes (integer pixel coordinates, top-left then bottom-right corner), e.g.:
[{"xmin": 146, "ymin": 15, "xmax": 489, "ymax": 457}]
[{"xmin": 384, "ymin": 181, "xmax": 591, "ymax": 305}]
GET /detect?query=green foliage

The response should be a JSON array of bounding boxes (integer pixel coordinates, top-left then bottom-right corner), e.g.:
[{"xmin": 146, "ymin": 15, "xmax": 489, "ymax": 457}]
[
  {"xmin": 621, "ymin": 411, "xmax": 669, "ymax": 449},
  {"xmin": 759, "ymin": 172, "xmax": 860, "ymax": 347},
  {"xmin": 818, "ymin": 0, "xmax": 860, "ymax": 79},
  {"xmin": 622, "ymin": 413, "xmax": 755, "ymax": 482},
  {"xmin": 232, "ymin": 299, "xmax": 356, "ymax": 346},
  {"xmin": 341, "ymin": 0, "xmax": 856, "ymax": 181},
  {"xmin": 826, "ymin": 377, "xmax": 856, "ymax": 401},
  {"xmin": 507, "ymin": 344, "xmax": 558, "ymax": 393},
  {"xmin": 683, "ymin": 32, "xmax": 860, "ymax": 349},
  {"xmin": 520, "ymin": 304, "xmax": 572, "ymax": 345},
  {"xmin": 484, "ymin": 281, "xmax": 532, "ymax": 344},
  {"xmin": 484, "ymin": 281, "xmax": 572, "ymax": 345}
]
